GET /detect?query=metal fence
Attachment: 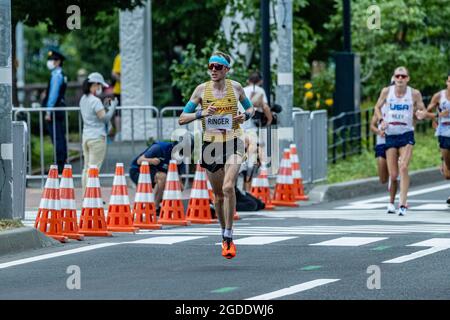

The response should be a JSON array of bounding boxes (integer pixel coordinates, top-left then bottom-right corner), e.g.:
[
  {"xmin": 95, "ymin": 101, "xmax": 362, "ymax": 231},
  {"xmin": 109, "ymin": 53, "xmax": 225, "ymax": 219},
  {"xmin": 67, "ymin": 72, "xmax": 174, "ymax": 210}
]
[
  {"xmin": 13, "ymin": 104, "xmax": 331, "ymax": 187},
  {"xmin": 328, "ymin": 102, "xmax": 433, "ymax": 164},
  {"xmin": 293, "ymin": 110, "xmax": 328, "ymax": 184},
  {"xmin": 12, "ymin": 105, "xmax": 159, "ymax": 187}
]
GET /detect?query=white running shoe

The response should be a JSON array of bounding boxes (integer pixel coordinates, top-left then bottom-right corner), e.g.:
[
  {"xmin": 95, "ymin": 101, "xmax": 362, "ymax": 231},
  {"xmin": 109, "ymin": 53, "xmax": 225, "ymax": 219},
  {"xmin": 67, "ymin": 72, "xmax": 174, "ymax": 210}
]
[
  {"xmin": 386, "ymin": 203, "xmax": 396, "ymax": 214},
  {"xmin": 398, "ymin": 206, "xmax": 407, "ymax": 216}
]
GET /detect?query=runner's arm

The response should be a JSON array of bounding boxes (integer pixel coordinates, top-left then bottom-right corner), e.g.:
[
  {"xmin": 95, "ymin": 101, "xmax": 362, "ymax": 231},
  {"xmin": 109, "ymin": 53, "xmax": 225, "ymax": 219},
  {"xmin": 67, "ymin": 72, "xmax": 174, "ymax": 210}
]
[
  {"xmin": 374, "ymin": 87, "xmax": 388, "ymax": 121},
  {"xmin": 179, "ymin": 84, "xmax": 216, "ymax": 125},
  {"xmin": 413, "ymin": 89, "xmax": 427, "ymax": 120},
  {"xmin": 424, "ymin": 93, "xmax": 441, "ymax": 120},
  {"xmin": 233, "ymin": 82, "xmax": 254, "ymax": 123},
  {"xmin": 370, "ymin": 113, "xmax": 383, "ymax": 136}
]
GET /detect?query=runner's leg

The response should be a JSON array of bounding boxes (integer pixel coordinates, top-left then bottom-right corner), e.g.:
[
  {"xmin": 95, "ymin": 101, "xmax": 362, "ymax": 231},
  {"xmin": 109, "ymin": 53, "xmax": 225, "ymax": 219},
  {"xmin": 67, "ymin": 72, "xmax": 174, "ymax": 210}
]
[
  {"xmin": 441, "ymin": 149, "xmax": 450, "ymax": 179},
  {"xmin": 386, "ymin": 148, "xmax": 399, "ymax": 205},
  {"xmin": 223, "ymin": 154, "xmax": 243, "ymax": 230},
  {"xmin": 206, "ymin": 168, "xmax": 225, "ymax": 230},
  {"xmin": 398, "ymin": 144, "xmax": 413, "ymax": 207}
]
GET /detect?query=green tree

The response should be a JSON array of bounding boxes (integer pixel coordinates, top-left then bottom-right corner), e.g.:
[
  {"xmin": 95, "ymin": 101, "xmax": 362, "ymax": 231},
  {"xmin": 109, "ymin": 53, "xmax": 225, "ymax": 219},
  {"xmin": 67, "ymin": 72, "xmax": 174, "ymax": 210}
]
[{"xmin": 325, "ymin": 0, "xmax": 450, "ymax": 101}]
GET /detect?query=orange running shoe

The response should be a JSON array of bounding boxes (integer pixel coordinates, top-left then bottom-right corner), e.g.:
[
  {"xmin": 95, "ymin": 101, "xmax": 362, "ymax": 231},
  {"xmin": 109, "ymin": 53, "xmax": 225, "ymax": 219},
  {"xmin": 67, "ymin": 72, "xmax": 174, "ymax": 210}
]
[{"xmin": 222, "ymin": 238, "xmax": 236, "ymax": 259}]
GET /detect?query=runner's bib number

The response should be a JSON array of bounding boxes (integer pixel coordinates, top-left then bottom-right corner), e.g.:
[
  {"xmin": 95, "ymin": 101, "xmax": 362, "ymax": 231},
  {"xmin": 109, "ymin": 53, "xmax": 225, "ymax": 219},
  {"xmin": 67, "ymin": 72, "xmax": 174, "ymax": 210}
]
[{"xmin": 205, "ymin": 114, "xmax": 233, "ymax": 131}]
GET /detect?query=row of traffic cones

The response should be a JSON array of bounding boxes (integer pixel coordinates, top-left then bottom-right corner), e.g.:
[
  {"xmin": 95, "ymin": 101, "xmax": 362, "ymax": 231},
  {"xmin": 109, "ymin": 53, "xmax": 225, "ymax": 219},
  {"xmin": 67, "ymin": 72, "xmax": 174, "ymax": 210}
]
[
  {"xmin": 250, "ymin": 144, "xmax": 308, "ymax": 209},
  {"xmin": 35, "ymin": 143, "xmax": 307, "ymax": 242}
]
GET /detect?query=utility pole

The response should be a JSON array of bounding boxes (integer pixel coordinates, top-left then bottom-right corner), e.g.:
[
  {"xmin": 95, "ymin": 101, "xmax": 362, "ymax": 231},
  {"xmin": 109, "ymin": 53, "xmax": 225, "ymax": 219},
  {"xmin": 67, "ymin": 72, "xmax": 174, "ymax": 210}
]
[
  {"xmin": 261, "ymin": 0, "xmax": 271, "ymax": 105},
  {"xmin": 275, "ymin": 0, "xmax": 294, "ymax": 156},
  {"xmin": 0, "ymin": 0, "xmax": 13, "ymax": 219}
]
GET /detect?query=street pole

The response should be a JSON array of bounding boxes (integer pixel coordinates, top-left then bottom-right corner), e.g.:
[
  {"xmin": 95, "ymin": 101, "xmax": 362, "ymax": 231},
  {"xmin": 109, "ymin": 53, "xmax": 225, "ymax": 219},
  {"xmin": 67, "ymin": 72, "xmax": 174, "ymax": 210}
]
[
  {"xmin": 275, "ymin": 0, "xmax": 294, "ymax": 160},
  {"xmin": 343, "ymin": 0, "xmax": 351, "ymax": 52},
  {"xmin": 0, "ymin": 0, "xmax": 13, "ymax": 219},
  {"xmin": 261, "ymin": 0, "xmax": 271, "ymax": 105}
]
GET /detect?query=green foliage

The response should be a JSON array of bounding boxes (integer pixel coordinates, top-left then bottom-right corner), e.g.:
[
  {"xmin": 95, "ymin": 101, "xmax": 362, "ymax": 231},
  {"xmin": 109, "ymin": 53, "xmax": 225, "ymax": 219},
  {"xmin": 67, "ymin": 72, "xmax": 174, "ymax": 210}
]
[
  {"xmin": 0, "ymin": 220, "xmax": 23, "ymax": 231},
  {"xmin": 297, "ymin": 65, "xmax": 335, "ymax": 112},
  {"xmin": 327, "ymin": 129, "xmax": 441, "ymax": 184},
  {"xmin": 12, "ymin": 0, "xmax": 144, "ymax": 32},
  {"xmin": 325, "ymin": 0, "xmax": 450, "ymax": 99},
  {"xmin": 170, "ymin": 0, "xmax": 320, "ymax": 104}
]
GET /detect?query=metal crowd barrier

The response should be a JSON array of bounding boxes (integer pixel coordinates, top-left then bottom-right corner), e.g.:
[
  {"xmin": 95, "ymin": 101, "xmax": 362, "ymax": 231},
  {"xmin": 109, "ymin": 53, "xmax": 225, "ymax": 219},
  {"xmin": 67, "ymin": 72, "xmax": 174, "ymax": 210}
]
[
  {"xmin": 13, "ymin": 104, "xmax": 329, "ymax": 188},
  {"xmin": 12, "ymin": 105, "xmax": 160, "ymax": 187},
  {"xmin": 293, "ymin": 110, "xmax": 328, "ymax": 184}
]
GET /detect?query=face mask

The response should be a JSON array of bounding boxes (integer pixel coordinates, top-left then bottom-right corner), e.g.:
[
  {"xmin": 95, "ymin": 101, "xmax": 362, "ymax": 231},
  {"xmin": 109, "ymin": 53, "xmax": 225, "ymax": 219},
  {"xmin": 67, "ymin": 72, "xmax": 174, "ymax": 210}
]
[
  {"xmin": 46, "ymin": 60, "xmax": 55, "ymax": 70},
  {"xmin": 95, "ymin": 86, "xmax": 103, "ymax": 96}
]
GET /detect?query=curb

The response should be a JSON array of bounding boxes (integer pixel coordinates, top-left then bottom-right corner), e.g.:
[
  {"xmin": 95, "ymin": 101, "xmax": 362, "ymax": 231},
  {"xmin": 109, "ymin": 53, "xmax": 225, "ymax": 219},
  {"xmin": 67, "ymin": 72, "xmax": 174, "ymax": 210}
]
[
  {"xmin": 0, "ymin": 227, "xmax": 61, "ymax": 257},
  {"xmin": 308, "ymin": 167, "xmax": 443, "ymax": 203}
]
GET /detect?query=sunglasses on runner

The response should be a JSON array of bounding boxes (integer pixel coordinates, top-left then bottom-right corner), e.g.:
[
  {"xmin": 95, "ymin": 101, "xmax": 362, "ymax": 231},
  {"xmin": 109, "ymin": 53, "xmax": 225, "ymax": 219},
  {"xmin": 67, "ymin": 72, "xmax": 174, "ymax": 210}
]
[
  {"xmin": 208, "ymin": 63, "xmax": 226, "ymax": 71},
  {"xmin": 395, "ymin": 74, "xmax": 408, "ymax": 79}
]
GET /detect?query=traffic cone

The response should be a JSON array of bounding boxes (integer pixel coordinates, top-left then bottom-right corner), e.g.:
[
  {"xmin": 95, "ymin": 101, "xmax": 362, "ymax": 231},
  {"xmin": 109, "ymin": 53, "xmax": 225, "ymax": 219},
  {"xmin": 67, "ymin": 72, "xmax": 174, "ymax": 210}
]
[
  {"xmin": 290, "ymin": 144, "xmax": 309, "ymax": 201},
  {"xmin": 60, "ymin": 164, "xmax": 84, "ymax": 240},
  {"xmin": 186, "ymin": 164, "xmax": 217, "ymax": 224},
  {"xmin": 272, "ymin": 149, "xmax": 299, "ymax": 207},
  {"xmin": 107, "ymin": 163, "xmax": 138, "ymax": 233},
  {"xmin": 251, "ymin": 163, "xmax": 275, "ymax": 210},
  {"xmin": 158, "ymin": 160, "xmax": 190, "ymax": 226},
  {"xmin": 206, "ymin": 175, "xmax": 215, "ymax": 203},
  {"xmin": 34, "ymin": 165, "xmax": 68, "ymax": 242},
  {"xmin": 78, "ymin": 165, "xmax": 112, "ymax": 237},
  {"xmin": 233, "ymin": 209, "xmax": 240, "ymax": 220},
  {"xmin": 132, "ymin": 161, "xmax": 162, "ymax": 229}
]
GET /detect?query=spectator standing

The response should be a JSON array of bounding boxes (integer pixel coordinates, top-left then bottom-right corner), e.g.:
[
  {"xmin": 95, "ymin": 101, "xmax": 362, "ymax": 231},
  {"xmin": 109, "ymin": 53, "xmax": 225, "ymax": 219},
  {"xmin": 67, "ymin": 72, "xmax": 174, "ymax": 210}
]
[{"xmin": 80, "ymin": 72, "xmax": 117, "ymax": 190}]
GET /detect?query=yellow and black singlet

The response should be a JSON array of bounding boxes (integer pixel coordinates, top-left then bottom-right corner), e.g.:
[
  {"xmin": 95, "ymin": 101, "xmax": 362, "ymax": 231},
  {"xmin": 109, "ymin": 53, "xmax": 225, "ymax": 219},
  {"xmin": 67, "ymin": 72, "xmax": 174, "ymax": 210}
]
[{"xmin": 201, "ymin": 79, "xmax": 243, "ymax": 143}]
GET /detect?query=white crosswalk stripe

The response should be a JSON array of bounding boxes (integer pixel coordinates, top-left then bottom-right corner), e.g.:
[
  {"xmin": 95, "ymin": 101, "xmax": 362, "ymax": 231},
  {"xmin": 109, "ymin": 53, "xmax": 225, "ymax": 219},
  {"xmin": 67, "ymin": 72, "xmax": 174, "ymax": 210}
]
[
  {"xmin": 310, "ymin": 237, "xmax": 388, "ymax": 247},
  {"xmin": 136, "ymin": 224, "xmax": 450, "ymax": 236}
]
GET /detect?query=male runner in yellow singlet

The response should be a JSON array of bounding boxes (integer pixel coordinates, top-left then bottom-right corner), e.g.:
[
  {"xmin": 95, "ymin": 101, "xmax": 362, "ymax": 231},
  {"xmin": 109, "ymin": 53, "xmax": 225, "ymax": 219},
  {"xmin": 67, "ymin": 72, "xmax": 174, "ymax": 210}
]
[{"xmin": 179, "ymin": 51, "xmax": 254, "ymax": 259}]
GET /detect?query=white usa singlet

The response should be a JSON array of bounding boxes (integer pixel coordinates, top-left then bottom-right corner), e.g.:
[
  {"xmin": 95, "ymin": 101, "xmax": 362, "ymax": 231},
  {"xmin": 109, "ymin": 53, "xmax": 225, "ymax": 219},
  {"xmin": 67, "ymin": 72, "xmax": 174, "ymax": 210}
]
[
  {"xmin": 385, "ymin": 86, "xmax": 414, "ymax": 135},
  {"xmin": 437, "ymin": 90, "xmax": 450, "ymax": 137}
]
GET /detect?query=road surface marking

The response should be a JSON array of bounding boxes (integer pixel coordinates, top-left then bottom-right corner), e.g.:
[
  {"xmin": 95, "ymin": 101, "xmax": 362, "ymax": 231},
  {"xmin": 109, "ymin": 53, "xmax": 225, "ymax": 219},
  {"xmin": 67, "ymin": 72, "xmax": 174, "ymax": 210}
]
[
  {"xmin": 310, "ymin": 237, "xmax": 388, "ymax": 246},
  {"xmin": 371, "ymin": 245, "xmax": 392, "ymax": 251},
  {"xmin": 245, "ymin": 279, "xmax": 340, "ymax": 300},
  {"xmin": 336, "ymin": 204, "xmax": 386, "ymax": 210},
  {"xmin": 0, "ymin": 243, "xmax": 119, "ymax": 269},
  {"xmin": 211, "ymin": 287, "xmax": 239, "ymax": 293},
  {"xmin": 383, "ymin": 238, "xmax": 450, "ymax": 264},
  {"xmin": 410, "ymin": 204, "xmax": 449, "ymax": 211},
  {"xmin": 215, "ymin": 236, "xmax": 297, "ymax": 246},
  {"xmin": 126, "ymin": 236, "xmax": 206, "ymax": 245},
  {"xmin": 301, "ymin": 265, "xmax": 323, "ymax": 271}
]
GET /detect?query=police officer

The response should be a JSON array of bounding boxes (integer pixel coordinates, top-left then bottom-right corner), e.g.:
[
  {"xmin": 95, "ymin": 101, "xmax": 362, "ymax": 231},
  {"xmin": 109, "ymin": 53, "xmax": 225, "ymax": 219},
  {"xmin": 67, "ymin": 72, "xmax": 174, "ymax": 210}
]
[{"xmin": 43, "ymin": 50, "xmax": 68, "ymax": 173}]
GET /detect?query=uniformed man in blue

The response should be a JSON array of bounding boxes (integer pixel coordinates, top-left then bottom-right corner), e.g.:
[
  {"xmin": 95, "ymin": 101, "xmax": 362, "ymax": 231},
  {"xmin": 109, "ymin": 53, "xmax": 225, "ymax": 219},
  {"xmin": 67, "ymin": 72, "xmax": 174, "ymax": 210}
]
[{"xmin": 43, "ymin": 50, "xmax": 68, "ymax": 173}]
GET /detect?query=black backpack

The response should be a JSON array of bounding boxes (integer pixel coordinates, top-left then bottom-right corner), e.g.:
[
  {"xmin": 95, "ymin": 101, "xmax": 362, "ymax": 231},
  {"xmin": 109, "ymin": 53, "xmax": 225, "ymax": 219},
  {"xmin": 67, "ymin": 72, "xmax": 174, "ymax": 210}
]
[{"xmin": 235, "ymin": 186, "xmax": 265, "ymax": 211}]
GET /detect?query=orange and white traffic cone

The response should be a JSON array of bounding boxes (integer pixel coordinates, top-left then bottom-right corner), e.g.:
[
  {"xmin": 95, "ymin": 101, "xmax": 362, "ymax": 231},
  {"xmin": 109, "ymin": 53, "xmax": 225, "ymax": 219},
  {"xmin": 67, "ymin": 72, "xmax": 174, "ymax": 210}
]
[
  {"xmin": 107, "ymin": 163, "xmax": 138, "ymax": 233},
  {"xmin": 158, "ymin": 160, "xmax": 190, "ymax": 226},
  {"xmin": 78, "ymin": 165, "xmax": 112, "ymax": 237},
  {"xmin": 186, "ymin": 163, "xmax": 217, "ymax": 224},
  {"xmin": 290, "ymin": 143, "xmax": 308, "ymax": 201},
  {"xmin": 34, "ymin": 165, "xmax": 68, "ymax": 242},
  {"xmin": 60, "ymin": 164, "xmax": 84, "ymax": 240},
  {"xmin": 251, "ymin": 162, "xmax": 275, "ymax": 210},
  {"xmin": 206, "ymin": 175, "xmax": 215, "ymax": 203},
  {"xmin": 272, "ymin": 149, "xmax": 299, "ymax": 207},
  {"xmin": 132, "ymin": 161, "xmax": 162, "ymax": 229}
]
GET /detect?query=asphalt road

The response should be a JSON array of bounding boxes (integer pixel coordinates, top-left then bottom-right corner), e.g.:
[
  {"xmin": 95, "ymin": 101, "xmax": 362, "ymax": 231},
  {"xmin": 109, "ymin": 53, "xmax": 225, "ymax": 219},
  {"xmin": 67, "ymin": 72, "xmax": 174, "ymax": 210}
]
[{"xmin": 2, "ymin": 180, "xmax": 450, "ymax": 300}]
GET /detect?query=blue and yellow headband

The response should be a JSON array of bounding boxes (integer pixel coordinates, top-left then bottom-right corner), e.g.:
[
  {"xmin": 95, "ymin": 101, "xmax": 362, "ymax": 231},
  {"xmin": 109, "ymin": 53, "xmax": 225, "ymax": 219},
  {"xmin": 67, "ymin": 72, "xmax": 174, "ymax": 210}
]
[{"xmin": 209, "ymin": 55, "xmax": 230, "ymax": 68}]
